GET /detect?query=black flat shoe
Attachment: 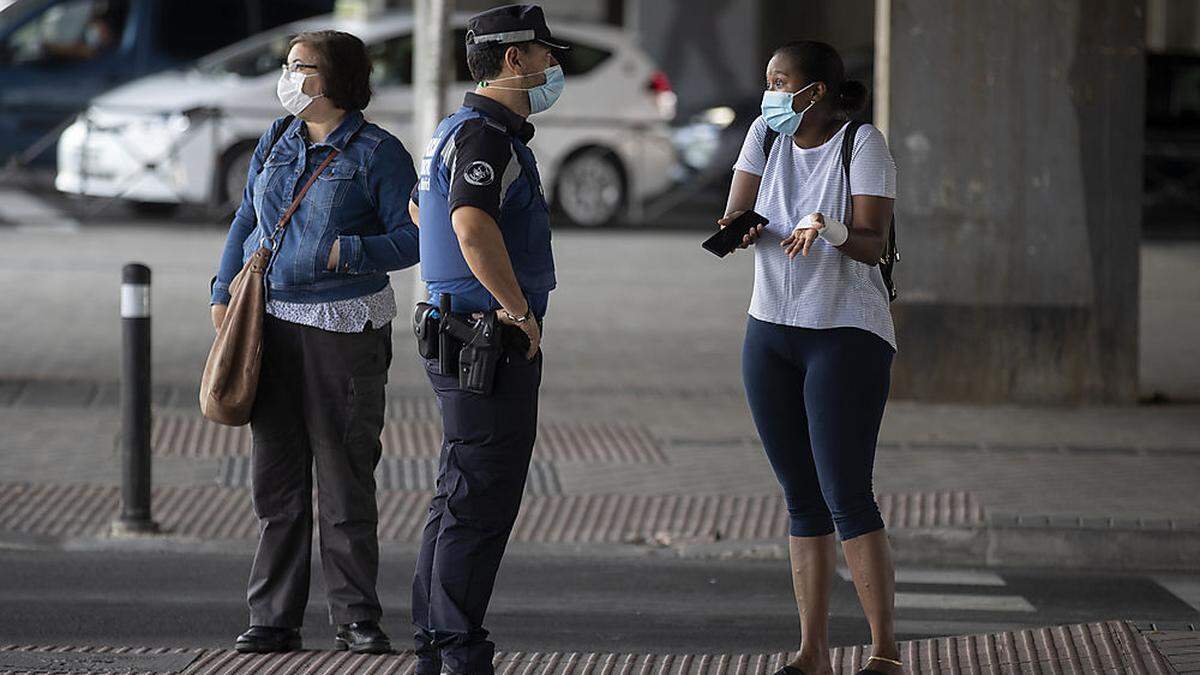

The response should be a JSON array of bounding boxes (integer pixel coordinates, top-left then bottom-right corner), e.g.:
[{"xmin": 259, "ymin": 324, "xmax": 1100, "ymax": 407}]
[
  {"xmin": 334, "ymin": 620, "xmax": 392, "ymax": 654},
  {"xmin": 772, "ymin": 667, "xmax": 806, "ymax": 675},
  {"xmin": 857, "ymin": 655, "xmax": 904, "ymax": 675},
  {"xmin": 234, "ymin": 626, "xmax": 302, "ymax": 653}
]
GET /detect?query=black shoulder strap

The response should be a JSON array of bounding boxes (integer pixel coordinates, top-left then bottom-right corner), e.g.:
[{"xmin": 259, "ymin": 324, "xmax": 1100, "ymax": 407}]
[
  {"xmin": 840, "ymin": 120, "xmax": 899, "ymax": 302},
  {"xmin": 256, "ymin": 115, "xmax": 295, "ymax": 174},
  {"xmin": 761, "ymin": 127, "xmax": 779, "ymax": 164},
  {"xmin": 840, "ymin": 120, "xmax": 863, "ymax": 182}
]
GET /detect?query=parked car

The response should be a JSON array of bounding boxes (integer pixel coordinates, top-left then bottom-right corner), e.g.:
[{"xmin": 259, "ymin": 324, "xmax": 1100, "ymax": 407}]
[
  {"xmin": 0, "ymin": 0, "xmax": 334, "ymax": 169},
  {"xmin": 55, "ymin": 11, "xmax": 679, "ymax": 227},
  {"xmin": 1145, "ymin": 52, "xmax": 1200, "ymax": 239}
]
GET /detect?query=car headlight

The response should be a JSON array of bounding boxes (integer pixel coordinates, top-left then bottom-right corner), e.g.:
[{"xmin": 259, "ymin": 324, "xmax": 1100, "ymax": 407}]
[
  {"xmin": 697, "ymin": 106, "xmax": 736, "ymax": 129},
  {"xmin": 166, "ymin": 112, "xmax": 191, "ymax": 134},
  {"xmin": 167, "ymin": 106, "xmax": 219, "ymax": 135}
]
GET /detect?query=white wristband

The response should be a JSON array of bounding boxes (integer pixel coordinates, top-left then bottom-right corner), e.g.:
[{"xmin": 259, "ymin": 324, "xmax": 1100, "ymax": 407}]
[{"xmin": 798, "ymin": 213, "xmax": 849, "ymax": 247}]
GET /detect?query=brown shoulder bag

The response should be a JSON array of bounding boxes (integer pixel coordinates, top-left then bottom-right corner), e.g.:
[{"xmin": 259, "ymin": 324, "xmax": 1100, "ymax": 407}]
[{"xmin": 200, "ymin": 149, "xmax": 339, "ymax": 426}]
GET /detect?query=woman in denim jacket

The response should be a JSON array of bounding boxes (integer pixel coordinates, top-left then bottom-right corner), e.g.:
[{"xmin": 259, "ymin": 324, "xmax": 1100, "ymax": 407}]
[{"xmin": 209, "ymin": 30, "xmax": 418, "ymax": 656}]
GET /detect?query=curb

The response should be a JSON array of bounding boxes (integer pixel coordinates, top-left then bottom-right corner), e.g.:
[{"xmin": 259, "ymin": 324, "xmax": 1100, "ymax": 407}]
[
  {"xmin": 4, "ymin": 522, "xmax": 1197, "ymax": 572},
  {"xmin": 646, "ymin": 524, "xmax": 1200, "ymax": 572}
]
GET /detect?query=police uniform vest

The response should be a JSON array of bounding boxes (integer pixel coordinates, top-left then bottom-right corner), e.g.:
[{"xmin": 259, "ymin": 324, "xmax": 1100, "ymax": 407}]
[{"xmin": 417, "ymin": 105, "xmax": 557, "ymax": 316}]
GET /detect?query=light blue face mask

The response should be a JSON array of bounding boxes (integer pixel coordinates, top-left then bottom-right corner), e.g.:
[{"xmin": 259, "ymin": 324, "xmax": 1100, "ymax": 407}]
[
  {"xmin": 760, "ymin": 81, "xmax": 818, "ymax": 136},
  {"xmin": 481, "ymin": 64, "xmax": 565, "ymax": 115}
]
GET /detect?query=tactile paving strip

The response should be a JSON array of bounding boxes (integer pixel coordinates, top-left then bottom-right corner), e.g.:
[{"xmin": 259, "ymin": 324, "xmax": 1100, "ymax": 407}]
[
  {"xmin": 151, "ymin": 414, "xmax": 666, "ymax": 463},
  {"xmin": 0, "ymin": 484, "xmax": 980, "ymax": 543},
  {"xmin": 215, "ymin": 457, "xmax": 563, "ymax": 495},
  {"xmin": 0, "ymin": 621, "xmax": 1175, "ymax": 674}
]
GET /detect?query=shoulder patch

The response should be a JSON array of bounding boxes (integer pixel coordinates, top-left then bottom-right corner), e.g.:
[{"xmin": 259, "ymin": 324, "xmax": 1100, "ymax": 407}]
[{"xmin": 463, "ymin": 160, "xmax": 496, "ymax": 186}]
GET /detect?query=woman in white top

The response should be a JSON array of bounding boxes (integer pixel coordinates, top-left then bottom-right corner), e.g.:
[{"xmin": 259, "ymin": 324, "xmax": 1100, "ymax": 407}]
[{"xmin": 719, "ymin": 41, "xmax": 901, "ymax": 675}]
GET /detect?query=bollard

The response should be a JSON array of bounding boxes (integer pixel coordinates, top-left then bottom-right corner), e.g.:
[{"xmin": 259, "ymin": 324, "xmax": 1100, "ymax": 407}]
[{"xmin": 112, "ymin": 263, "xmax": 159, "ymax": 535}]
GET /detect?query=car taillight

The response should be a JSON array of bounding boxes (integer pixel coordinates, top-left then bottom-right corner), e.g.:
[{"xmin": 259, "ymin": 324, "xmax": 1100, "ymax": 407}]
[
  {"xmin": 647, "ymin": 70, "xmax": 673, "ymax": 94},
  {"xmin": 647, "ymin": 70, "xmax": 677, "ymax": 119}
]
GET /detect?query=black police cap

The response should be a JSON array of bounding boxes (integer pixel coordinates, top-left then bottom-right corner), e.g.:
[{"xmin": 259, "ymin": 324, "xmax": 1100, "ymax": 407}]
[{"xmin": 465, "ymin": 4, "xmax": 570, "ymax": 52}]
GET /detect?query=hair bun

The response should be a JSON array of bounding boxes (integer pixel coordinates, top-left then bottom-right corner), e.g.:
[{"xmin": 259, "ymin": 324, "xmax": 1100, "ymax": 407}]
[{"xmin": 839, "ymin": 79, "xmax": 869, "ymax": 116}]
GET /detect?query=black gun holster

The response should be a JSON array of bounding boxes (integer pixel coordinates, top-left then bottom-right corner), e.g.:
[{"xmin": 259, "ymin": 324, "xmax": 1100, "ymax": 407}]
[{"xmin": 412, "ymin": 300, "xmax": 503, "ymax": 396}]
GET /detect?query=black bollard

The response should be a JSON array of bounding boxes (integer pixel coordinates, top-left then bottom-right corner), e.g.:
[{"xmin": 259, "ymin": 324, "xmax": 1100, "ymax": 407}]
[{"xmin": 113, "ymin": 263, "xmax": 159, "ymax": 535}]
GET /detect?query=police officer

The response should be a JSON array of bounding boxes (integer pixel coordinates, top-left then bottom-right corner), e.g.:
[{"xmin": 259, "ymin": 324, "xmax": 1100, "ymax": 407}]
[{"xmin": 407, "ymin": 5, "xmax": 565, "ymax": 675}]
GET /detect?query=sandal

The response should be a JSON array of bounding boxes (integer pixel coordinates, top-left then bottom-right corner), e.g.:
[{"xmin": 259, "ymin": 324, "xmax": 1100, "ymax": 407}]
[{"xmin": 857, "ymin": 655, "xmax": 903, "ymax": 675}]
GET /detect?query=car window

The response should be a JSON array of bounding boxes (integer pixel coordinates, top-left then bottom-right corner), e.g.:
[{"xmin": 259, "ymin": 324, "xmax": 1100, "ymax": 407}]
[
  {"xmin": 158, "ymin": 0, "xmax": 250, "ymax": 62},
  {"xmin": 369, "ymin": 32, "xmax": 413, "ymax": 87},
  {"xmin": 2, "ymin": 0, "xmax": 128, "ymax": 66},
  {"xmin": 1148, "ymin": 58, "xmax": 1200, "ymax": 124},
  {"xmin": 198, "ymin": 34, "xmax": 291, "ymax": 78},
  {"xmin": 452, "ymin": 29, "xmax": 472, "ymax": 82},
  {"xmin": 555, "ymin": 40, "xmax": 611, "ymax": 77},
  {"xmin": 449, "ymin": 29, "xmax": 612, "ymax": 82}
]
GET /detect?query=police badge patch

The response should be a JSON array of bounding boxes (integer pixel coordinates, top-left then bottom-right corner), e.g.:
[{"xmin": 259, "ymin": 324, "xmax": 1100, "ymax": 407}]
[{"xmin": 463, "ymin": 161, "xmax": 496, "ymax": 186}]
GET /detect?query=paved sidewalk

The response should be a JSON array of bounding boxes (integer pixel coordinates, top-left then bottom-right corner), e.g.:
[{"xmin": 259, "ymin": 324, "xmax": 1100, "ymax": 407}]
[
  {"xmin": 0, "ymin": 621, "xmax": 1180, "ymax": 675},
  {"xmin": 1, "ymin": 397, "xmax": 1198, "ymax": 570},
  {"xmin": 0, "ymin": 229, "xmax": 1197, "ymax": 570}
]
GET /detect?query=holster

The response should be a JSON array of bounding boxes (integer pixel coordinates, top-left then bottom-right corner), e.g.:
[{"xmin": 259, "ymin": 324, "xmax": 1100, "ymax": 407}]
[{"xmin": 412, "ymin": 301, "xmax": 505, "ymax": 396}]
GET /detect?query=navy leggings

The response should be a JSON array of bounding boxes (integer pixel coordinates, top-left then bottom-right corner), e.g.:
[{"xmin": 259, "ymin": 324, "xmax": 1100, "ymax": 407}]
[{"xmin": 742, "ymin": 317, "xmax": 894, "ymax": 541}]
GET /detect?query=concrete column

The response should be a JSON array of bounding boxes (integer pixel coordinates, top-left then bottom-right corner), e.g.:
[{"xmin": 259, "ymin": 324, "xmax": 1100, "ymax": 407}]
[
  {"xmin": 876, "ymin": 0, "xmax": 1145, "ymax": 403},
  {"xmin": 413, "ymin": 0, "xmax": 455, "ymax": 153}
]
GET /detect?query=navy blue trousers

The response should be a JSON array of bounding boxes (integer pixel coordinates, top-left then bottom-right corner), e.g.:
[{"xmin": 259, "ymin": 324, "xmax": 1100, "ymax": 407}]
[
  {"xmin": 412, "ymin": 347, "xmax": 542, "ymax": 675},
  {"xmin": 742, "ymin": 317, "xmax": 893, "ymax": 541}
]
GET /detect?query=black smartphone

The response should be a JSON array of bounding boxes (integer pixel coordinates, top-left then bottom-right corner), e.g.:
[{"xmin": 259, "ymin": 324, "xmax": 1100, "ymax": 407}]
[{"xmin": 702, "ymin": 210, "xmax": 769, "ymax": 257}]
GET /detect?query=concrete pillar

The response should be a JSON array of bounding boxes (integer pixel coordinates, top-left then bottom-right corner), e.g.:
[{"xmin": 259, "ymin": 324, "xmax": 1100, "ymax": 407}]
[
  {"xmin": 876, "ymin": 0, "xmax": 1145, "ymax": 403},
  {"xmin": 413, "ymin": 0, "xmax": 455, "ymax": 153}
]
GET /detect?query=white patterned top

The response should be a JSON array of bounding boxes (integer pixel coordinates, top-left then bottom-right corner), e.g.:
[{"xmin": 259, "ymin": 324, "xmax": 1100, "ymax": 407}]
[
  {"xmin": 733, "ymin": 117, "xmax": 898, "ymax": 350},
  {"xmin": 265, "ymin": 284, "xmax": 397, "ymax": 333}
]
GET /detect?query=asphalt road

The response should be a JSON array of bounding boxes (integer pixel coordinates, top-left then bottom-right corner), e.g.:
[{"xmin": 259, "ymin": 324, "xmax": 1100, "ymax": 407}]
[{"xmin": 0, "ymin": 548, "xmax": 1196, "ymax": 652}]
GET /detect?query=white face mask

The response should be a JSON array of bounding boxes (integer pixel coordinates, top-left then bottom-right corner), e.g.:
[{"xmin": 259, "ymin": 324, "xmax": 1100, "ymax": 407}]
[{"xmin": 277, "ymin": 69, "xmax": 324, "ymax": 117}]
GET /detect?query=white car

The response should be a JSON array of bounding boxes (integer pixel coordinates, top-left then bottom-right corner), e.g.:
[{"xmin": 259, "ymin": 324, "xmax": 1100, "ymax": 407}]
[{"xmin": 55, "ymin": 11, "xmax": 678, "ymax": 227}]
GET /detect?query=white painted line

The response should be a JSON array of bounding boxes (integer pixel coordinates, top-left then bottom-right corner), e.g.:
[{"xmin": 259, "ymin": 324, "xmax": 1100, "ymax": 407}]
[
  {"xmin": 894, "ymin": 619, "xmax": 1044, "ymax": 638},
  {"xmin": 0, "ymin": 188, "xmax": 80, "ymax": 231},
  {"xmin": 1155, "ymin": 576, "xmax": 1200, "ymax": 613},
  {"xmin": 838, "ymin": 567, "xmax": 1006, "ymax": 586},
  {"xmin": 895, "ymin": 592, "xmax": 1035, "ymax": 613}
]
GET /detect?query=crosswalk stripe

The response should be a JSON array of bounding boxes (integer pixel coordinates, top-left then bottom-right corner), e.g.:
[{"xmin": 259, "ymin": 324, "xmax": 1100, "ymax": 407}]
[
  {"xmin": 895, "ymin": 592, "xmax": 1035, "ymax": 613},
  {"xmin": 837, "ymin": 567, "xmax": 1006, "ymax": 586}
]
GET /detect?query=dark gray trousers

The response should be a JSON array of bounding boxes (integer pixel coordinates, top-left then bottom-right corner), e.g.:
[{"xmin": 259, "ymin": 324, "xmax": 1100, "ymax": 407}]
[{"xmin": 246, "ymin": 313, "xmax": 391, "ymax": 628}]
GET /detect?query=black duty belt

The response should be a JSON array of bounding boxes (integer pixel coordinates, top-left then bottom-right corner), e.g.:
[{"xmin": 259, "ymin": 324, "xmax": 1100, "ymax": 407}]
[{"xmin": 412, "ymin": 297, "xmax": 532, "ymax": 396}]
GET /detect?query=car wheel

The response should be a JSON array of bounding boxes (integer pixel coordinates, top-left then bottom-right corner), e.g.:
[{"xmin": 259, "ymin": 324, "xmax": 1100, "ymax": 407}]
[
  {"xmin": 217, "ymin": 142, "xmax": 256, "ymax": 215},
  {"xmin": 554, "ymin": 148, "xmax": 626, "ymax": 228}
]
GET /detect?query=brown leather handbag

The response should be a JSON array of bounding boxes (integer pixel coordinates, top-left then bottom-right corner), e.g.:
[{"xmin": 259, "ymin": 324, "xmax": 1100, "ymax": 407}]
[{"xmin": 200, "ymin": 150, "xmax": 339, "ymax": 426}]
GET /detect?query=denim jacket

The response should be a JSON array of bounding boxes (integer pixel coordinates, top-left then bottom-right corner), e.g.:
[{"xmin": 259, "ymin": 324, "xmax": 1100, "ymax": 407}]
[{"xmin": 211, "ymin": 111, "xmax": 419, "ymax": 305}]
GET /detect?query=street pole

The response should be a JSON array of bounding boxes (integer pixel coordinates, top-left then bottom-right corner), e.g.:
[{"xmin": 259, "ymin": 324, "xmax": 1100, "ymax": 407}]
[
  {"xmin": 414, "ymin": 0, "xmax": 455, "ymax": 152},
  {"xmin": 413, "ymin": 0, "xmax": 454, "ymax": 305},
  {"xmin": 112, "ymin": 263, "xmax": 159, "ymax": 536}
]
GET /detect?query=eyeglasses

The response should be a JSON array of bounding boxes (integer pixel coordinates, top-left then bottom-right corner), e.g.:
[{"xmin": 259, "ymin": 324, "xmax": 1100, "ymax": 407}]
[{"xmin": 282, "ymin": 62, "xmax": 319, "ymax": 74}]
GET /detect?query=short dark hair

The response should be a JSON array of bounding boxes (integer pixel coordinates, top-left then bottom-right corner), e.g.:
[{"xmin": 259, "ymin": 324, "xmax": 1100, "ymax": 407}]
[
  {"xmin": 290, "ymin": 30, "xmax": 373, "ymax": 111},
  {"xmin": 466, "ymin": 41, "xmax": 533, "ymax": 82},
  {"xmin": 773, "ymin": 40, "xmax": 868, "ymax": 116}
]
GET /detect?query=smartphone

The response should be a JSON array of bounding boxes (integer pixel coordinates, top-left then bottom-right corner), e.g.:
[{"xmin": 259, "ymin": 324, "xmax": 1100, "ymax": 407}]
[{"xmin": 701, "ymin": 210, "xmax": 769, "ymax": 257}]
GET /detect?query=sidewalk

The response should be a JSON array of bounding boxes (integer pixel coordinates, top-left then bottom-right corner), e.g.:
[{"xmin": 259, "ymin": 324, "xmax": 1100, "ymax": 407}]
[
  {"xmin": 1, "ymin": 388, "xmax": 1197, "ymax": 570},
  {"xmin": 0, "ymin": 620, "xmax": 1187, "ymax": 675},
  {"xmin": 0, "ymin": 228, "xmax": 1198, "ymax": 569}
]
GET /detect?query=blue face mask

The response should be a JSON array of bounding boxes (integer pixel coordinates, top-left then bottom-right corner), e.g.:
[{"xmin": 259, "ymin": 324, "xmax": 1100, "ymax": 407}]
[
  {"xmin": 760, "ymin": 81, "xmax": 818, "ymax": 136},
  {"xmin": 481, "ymin": 64, "xmax": 565, "ymax": 115}
]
